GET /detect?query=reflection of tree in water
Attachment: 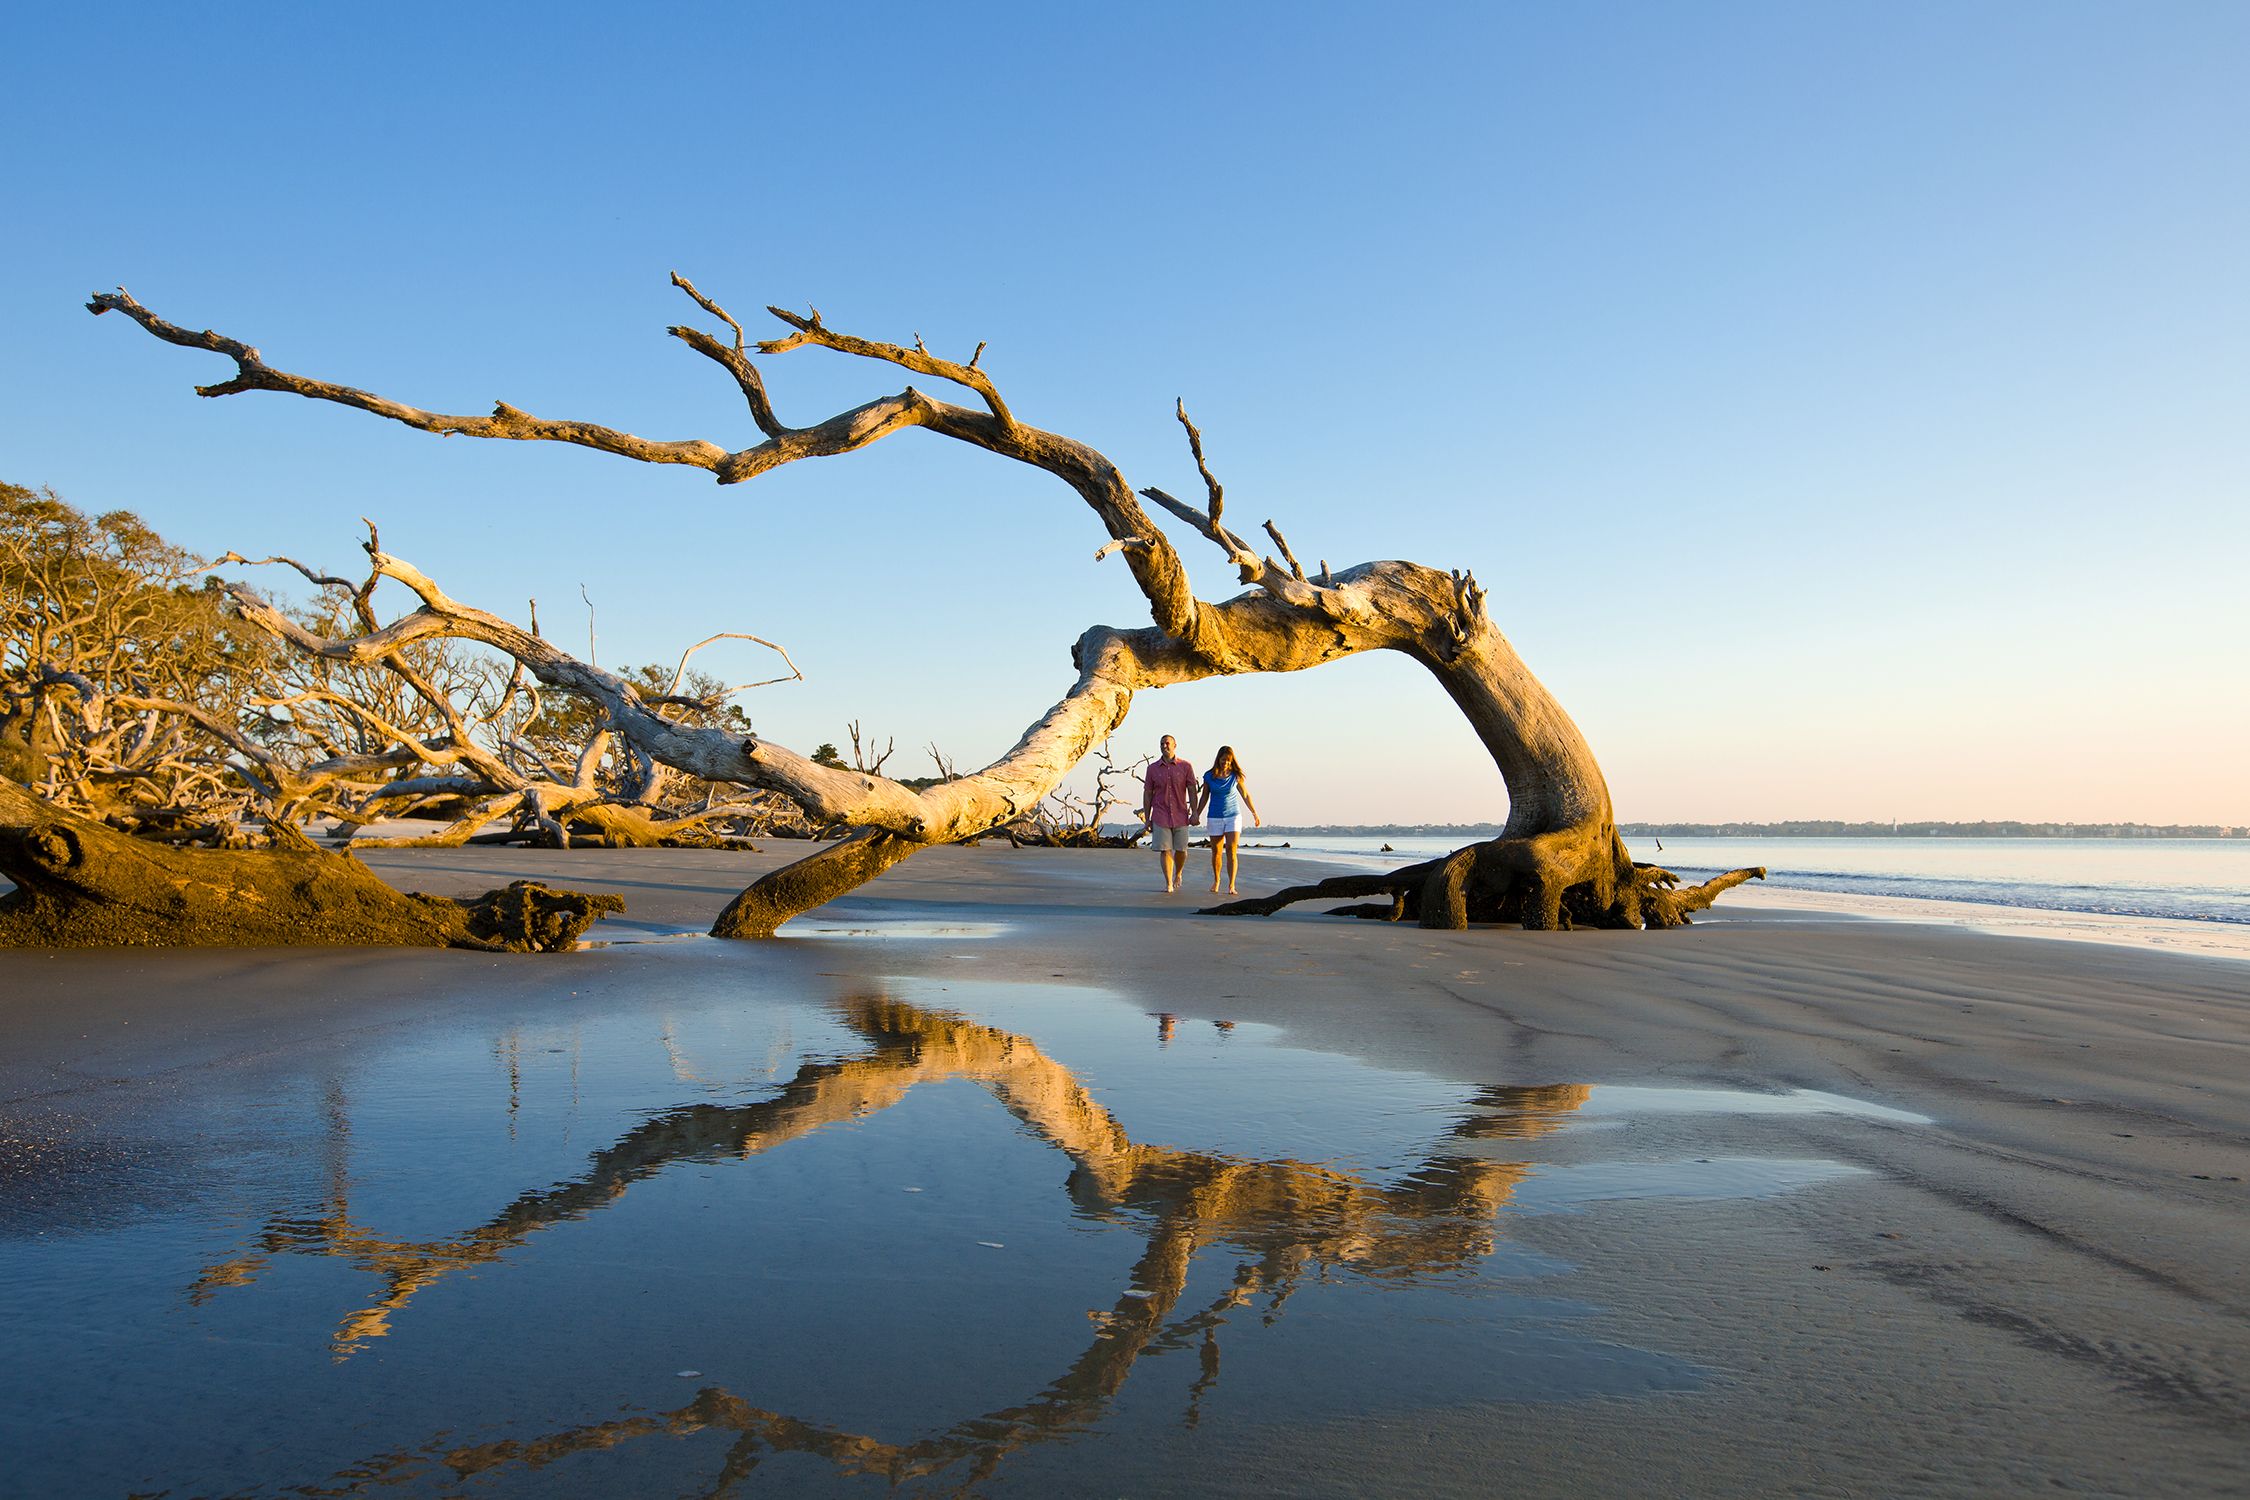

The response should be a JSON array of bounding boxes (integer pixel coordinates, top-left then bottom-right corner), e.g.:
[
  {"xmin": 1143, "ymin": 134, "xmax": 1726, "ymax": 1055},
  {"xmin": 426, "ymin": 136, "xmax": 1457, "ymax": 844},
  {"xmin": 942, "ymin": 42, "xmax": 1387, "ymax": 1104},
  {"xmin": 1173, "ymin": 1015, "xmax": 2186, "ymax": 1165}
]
[{"xmin": 200, "ymin": 996, "xmax": 1589, "ymax": 1494}]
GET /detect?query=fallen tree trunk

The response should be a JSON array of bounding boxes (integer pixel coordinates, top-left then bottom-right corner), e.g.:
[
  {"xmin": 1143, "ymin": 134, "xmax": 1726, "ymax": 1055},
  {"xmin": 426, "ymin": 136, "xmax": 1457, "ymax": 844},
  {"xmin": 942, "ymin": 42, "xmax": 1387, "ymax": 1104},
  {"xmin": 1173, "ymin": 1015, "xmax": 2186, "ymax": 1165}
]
[
  {"xmin": 0, "ymin": 781, "xmax": 619, "ymax": 950},
  {"xmin": 91, "ymin": 278, "xmax": 1766, "ymax": 937}
]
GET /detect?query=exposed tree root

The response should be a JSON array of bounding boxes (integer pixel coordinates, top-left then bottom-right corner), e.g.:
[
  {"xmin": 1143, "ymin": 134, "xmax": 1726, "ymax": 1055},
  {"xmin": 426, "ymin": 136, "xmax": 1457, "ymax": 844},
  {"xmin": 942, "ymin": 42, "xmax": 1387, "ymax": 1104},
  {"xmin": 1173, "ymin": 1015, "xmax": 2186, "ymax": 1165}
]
[
  {"xmin": 1633, "ymin": 861, "xmax": 1768, "ymax": 928},
  {"xmin": 0, "ymin": 782, "xmax": 619, "ymax": 951},
  {"xmin": 1205, "ymin": 828, "xmax": 1764, "ymax": 931},
  {"xmin": 1209, "ymin": 867, "xmax": 1440, "ymax": 918},
  {"xmin": 454, "ymin": 880, "xmax": 627, "ymax": 952}
]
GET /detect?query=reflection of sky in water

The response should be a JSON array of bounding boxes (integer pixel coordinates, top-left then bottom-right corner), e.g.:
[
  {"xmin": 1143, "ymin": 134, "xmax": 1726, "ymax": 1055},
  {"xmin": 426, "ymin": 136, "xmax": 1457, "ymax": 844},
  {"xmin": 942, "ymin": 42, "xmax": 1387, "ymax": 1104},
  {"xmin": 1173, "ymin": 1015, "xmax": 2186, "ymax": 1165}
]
[{"xmin": 0, "ymin": 948, "xmax": 1921, "ymax": 1497}]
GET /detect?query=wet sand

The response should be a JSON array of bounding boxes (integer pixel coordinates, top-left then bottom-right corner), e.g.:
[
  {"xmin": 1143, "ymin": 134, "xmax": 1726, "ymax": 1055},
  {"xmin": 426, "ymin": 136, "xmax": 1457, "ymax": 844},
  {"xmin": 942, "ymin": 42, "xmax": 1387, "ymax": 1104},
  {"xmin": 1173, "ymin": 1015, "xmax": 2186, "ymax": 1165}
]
[{"xmin": 4, "ymin": 844, "xmax": 2247, "ymax": 1496}]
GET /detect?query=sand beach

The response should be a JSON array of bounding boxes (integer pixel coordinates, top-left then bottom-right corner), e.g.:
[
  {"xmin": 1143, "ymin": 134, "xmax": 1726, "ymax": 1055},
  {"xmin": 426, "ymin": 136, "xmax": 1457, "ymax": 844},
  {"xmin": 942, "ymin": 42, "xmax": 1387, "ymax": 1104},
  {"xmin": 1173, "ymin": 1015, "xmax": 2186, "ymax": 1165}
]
[{"xmin": 3, "ymin": 844, "xmax": 2245, "ymax": 1497}]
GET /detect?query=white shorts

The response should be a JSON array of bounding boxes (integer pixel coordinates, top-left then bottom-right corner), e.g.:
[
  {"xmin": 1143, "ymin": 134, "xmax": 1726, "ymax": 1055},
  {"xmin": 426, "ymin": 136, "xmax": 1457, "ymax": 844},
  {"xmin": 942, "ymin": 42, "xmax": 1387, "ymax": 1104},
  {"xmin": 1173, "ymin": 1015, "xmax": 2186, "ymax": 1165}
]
[
  {"xmin": 1206, "ymin": 814, "xmax": 1240, "ymax": 837},
  {"xmin": 1149, "ymin": 823, "xmax": 1191, "ymax": 853}
]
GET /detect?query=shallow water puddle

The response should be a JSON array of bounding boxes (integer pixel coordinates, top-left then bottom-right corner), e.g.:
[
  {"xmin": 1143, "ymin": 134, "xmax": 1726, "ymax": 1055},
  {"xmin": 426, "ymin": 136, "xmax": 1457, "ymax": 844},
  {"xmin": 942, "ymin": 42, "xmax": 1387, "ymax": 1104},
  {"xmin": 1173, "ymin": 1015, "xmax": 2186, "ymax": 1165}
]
[
  {"xmin": 0, "ymin": 953, "xmax": 1920, "ymax": 1497},
  {"xmin": 579, "ymin": 924, "xmax": 710, "ymax": 947},
  {"xmin": 581, "ymin": 915, "xmax": 1013, "ymax": 947},
  {"xmin": 788, "ymin": 917, "xmax": 1012, "ymax": 940}
]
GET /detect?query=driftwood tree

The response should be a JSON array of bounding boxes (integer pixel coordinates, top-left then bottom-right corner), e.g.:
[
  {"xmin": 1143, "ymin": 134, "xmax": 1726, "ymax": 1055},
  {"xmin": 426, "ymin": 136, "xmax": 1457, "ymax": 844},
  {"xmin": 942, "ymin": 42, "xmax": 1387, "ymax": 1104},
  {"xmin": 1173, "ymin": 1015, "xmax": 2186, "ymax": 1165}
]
[
  {"xmin": 999, "ymin": 738, "xmax": 1151, "ymax": 848},
  {"xmin": 216, "ymin": 541, "xmax": 803, "ymax": 850},
  {"xmin": 90, "ymin": 279, "xmax": 1760, "ymax": 936}
]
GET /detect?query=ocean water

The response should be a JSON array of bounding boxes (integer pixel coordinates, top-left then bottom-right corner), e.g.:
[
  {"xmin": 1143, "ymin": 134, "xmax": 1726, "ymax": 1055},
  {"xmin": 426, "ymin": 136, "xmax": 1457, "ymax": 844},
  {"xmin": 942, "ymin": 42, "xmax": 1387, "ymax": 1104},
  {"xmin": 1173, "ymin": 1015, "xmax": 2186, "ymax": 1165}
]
[{"xmin": 1241, "ymin": 834, "xmax": 2250, "ymax": 931}]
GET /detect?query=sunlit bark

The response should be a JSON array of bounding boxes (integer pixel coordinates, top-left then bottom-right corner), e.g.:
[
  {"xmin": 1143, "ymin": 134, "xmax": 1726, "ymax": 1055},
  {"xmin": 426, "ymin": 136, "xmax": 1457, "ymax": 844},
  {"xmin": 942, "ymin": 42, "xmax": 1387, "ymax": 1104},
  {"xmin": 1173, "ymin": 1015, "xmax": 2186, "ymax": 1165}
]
[{"xmin": 92, "ymin": 279, "xmax": 1761, "ymax": 933}]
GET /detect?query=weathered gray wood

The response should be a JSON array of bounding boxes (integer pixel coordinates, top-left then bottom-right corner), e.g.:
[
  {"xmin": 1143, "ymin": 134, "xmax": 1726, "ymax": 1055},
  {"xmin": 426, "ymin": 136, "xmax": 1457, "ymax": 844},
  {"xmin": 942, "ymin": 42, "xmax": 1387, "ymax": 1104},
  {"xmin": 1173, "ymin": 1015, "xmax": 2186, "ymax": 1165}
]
[{"xmin": 91, "ymin": 277, "xmax": 1763, "ymax": 935}]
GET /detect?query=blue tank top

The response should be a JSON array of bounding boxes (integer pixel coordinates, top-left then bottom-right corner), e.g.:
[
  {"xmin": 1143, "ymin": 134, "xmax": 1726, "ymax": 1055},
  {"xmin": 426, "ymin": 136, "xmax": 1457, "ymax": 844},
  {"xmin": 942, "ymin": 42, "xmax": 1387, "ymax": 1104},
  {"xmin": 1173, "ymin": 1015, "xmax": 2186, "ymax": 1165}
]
[{"xmin": 1203, "ymin": 771, "xmax": 1239, "ymax": 819}]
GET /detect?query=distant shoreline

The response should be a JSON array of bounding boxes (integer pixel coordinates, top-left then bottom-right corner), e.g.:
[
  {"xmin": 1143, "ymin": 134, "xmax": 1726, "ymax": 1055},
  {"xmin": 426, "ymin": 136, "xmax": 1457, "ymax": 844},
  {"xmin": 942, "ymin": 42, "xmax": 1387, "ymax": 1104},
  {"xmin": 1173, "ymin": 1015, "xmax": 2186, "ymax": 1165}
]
[{"xmin": 1234, "ymin": 822, "xmax": 2250, "ymax": 839}]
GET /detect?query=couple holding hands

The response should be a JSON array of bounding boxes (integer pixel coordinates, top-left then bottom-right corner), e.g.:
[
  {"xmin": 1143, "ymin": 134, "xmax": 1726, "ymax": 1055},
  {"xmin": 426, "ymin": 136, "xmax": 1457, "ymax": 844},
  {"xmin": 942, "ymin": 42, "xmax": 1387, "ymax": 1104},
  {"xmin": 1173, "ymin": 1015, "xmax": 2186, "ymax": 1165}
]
[{"xmin": 1137, "ymin": 734, "xmax": 1263, "ymax": 895}]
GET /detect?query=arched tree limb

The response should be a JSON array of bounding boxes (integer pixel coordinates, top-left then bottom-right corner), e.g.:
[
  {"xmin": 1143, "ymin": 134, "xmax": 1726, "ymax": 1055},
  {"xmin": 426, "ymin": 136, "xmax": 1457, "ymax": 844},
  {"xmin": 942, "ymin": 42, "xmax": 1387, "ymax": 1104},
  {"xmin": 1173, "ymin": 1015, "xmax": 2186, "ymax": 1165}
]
[
  {"xmin": 92, "ymin": 277, "xmax": 1765, "ymax": 936},
  {"xmin": 91, "ymin": 280, "xmax": 1218, "ymax": 651}
]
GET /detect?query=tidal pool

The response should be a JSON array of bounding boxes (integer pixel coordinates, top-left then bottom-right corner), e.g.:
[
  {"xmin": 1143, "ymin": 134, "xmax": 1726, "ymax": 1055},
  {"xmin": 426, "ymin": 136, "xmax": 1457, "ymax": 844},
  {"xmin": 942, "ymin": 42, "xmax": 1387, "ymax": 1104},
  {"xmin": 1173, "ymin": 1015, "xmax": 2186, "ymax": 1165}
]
[{"xmin": 0, "ymin": 947, "xmax": 1919, "ymax": 1496}]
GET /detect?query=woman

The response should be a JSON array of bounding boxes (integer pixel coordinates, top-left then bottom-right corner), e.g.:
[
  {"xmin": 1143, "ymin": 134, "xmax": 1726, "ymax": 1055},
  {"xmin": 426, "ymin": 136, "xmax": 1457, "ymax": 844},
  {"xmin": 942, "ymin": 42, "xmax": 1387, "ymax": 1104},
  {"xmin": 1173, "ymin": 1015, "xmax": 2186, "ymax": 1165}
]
[{"xmin": 1197, "ymin": 745, "xmax": 1263, "ymax": 895}]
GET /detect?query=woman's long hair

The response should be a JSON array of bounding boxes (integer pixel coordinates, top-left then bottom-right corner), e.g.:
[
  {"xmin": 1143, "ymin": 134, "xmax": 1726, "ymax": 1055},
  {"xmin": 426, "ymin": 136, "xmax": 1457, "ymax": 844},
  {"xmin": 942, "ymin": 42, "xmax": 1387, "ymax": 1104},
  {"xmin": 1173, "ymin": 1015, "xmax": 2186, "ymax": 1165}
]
[{"xmin": 1209, "ymin": 745, "xmax": 1244, "ymax": 781}]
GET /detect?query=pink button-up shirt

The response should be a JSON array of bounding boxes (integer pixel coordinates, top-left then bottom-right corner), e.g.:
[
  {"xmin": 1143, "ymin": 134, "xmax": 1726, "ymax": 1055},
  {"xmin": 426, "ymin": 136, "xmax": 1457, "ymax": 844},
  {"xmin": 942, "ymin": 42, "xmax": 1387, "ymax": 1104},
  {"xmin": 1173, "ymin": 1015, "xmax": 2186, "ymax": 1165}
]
[{"xmin": 1143, "ymin": 756, "xmax": 1197, "ymax": 828}]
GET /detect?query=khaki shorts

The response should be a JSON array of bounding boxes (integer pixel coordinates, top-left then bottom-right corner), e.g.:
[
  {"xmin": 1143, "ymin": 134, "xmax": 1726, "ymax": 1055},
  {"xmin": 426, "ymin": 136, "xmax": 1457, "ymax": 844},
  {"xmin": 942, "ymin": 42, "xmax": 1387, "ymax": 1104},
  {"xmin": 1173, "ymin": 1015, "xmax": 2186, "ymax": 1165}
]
[{"xmin": 1148, "ymin": 823, "xmax": 1191, "ymax": 853}]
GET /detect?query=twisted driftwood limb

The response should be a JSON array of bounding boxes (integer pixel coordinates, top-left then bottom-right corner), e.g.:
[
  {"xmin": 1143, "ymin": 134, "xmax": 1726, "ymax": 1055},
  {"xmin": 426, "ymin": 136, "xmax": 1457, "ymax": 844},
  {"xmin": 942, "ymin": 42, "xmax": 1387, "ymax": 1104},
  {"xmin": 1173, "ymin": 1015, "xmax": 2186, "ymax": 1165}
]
[
  {"xmin": 0, "ymin": 780, "xmax": 618, "ymax": 950},
  {"xmin": 93, "ymin": 278, "xmax": 1766, "ymax": 936},
  {"xmin": 209, "ymin": 540, "xmax": 1151, "ymax": 937},
  {"xmin": 1635, "ymin": 861, "xmax": 1768, "ymax": 927},
  {"xmin": 1208, "ymin": 843, "xmax": 1767, "ymax": 930},
  {"xmin": 204, "ymin": 540, "xmax": 800, "ymax": 853}
]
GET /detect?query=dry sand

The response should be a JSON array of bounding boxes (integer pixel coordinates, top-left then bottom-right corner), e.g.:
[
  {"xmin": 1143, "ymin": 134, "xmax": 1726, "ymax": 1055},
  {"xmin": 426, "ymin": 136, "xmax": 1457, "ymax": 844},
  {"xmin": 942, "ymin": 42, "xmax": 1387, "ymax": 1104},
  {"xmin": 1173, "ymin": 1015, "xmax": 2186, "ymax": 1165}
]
[{"xmin": 5, "ymin": 843, "xmax": 2247, "ymax": 1496}]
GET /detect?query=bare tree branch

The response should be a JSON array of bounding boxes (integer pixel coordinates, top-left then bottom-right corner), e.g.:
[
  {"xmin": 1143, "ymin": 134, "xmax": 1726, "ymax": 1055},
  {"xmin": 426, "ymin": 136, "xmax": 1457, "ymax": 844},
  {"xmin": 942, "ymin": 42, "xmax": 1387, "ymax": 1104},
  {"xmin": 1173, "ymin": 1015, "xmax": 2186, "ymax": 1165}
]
[
  {"xmin": 1173, "ymin": 400, "xmax": 1224, "ymax": 524},
  {"xmin": 88, "ymin": 289, "xmax": 734, "ymax": 472},
  {"xmin": 1263, "ymin": 520, "xmax": 1307, "ymax": 582},
  {"xmin": 756, "ymin": 304, "xmax": 1016, "ymax": 431},
  {"xmin": 1092, "ymin": 537, "xmax": 1154, "ymax": 563},
  {"xmin": 665, "ymin": 632, "xmax": 803, "ymax": 699},
  {"xmin": 665, "ymin": 271, "xmax": 788, "ymax": 440},
  {"xmin": 92, "ymin": 281, "xmax": 1226, "ymax": 653},
  {"xmin": 215, "ymin": 546, "xmax": 936, "ymax": 836},
  {"xmin": 846, "ymin": 719, "xmax": 895, "ymax": 775}
]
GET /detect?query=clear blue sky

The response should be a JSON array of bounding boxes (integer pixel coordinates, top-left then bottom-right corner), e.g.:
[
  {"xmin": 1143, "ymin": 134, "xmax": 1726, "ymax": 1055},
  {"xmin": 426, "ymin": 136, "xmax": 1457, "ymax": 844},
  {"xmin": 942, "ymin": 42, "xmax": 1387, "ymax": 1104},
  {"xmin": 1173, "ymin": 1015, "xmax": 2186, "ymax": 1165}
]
[{"xmin": 5, "ymin": 2, "xmax": 2245, "ymax": 823}]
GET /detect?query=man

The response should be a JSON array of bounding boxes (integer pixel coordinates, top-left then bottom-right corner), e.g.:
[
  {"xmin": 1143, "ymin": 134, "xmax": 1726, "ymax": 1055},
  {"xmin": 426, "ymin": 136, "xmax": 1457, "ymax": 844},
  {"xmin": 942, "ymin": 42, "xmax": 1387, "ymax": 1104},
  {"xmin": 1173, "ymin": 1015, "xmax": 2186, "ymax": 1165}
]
[{"xmin": 1138, "ymin": 734, "xmax": 1197, "ymax": 893}]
